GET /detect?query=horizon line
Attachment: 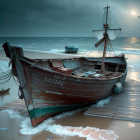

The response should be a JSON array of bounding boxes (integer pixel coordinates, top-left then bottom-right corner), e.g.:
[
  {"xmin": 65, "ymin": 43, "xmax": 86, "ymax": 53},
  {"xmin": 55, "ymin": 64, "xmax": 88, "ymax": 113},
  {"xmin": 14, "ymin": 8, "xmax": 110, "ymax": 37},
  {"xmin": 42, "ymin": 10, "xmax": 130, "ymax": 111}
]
[{"xmin": 0, "ymin": 36, "xmax": 139, "ymax": 38}]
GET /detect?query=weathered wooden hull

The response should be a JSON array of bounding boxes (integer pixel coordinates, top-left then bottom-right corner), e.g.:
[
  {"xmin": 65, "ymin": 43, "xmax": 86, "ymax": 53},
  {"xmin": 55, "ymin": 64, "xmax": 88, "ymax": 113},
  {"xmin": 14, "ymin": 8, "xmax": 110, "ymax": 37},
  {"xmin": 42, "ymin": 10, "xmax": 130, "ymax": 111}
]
[
  {"xmin": 3, "ymin": 42, "xmax": 127, "ymax": 127},
  {"xmin": 23, "ymin": 61, "xmax": 127, "ymax": 126}
]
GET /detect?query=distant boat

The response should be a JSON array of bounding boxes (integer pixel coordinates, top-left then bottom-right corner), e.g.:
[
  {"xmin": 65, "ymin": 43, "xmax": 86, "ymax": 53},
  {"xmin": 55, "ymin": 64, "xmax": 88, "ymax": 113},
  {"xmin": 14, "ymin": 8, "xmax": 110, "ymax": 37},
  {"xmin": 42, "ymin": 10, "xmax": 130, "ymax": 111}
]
[
  {"xmin": 3, "ymin": 5, "xmax": 127, "ymax": 127},
  {"xmin": 65, "ymin": 45, "xmax": 79, "ymax": 53},
  {"xmin": 0, "ymin": 88, "xmax": 10, "ymax": 95}
]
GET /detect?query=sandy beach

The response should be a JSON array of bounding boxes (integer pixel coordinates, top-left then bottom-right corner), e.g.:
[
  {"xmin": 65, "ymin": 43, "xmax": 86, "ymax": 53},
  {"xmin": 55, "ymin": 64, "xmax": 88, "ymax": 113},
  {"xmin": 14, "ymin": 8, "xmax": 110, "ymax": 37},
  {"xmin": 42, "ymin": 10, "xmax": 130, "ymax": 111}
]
[
  {"xmin": 0, "ymin": 49, "xmax": 140, "ymax": 140},
  {"xmin": 0, "ymin": 48, "xmax": 82, "ymax": 61}
]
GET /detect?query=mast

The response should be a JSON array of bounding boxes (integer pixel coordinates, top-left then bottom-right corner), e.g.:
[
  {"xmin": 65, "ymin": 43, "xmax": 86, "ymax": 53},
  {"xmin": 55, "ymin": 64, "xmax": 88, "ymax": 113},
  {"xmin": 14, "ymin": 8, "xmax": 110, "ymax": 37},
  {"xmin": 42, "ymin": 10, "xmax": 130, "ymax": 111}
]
[
  {"xmin": 101, "ymin": 5, "xmax": 110, "ymax": 73},
  {"xmin": 105, "ymin": 5, "xmax": 109, "ymax": 27},
  {"xmin": 92, "ymin": 5, "xmax": 121, "ymax": 73}
]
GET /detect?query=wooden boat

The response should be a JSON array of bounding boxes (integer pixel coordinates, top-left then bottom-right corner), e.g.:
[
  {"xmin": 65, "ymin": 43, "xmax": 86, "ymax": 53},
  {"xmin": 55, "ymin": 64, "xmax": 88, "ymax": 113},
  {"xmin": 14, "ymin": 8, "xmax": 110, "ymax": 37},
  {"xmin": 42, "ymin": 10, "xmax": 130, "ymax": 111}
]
[
  {"xmin": 65, "ymin": 45, "xmax": 79, "ymax": 53},
  {"xmin": 2, "ymin": 5, "xmax": 127, "ymax": 127},
  {"xmin": 0, "ymin": 88, "xmax": 10, "ymax": 95}
]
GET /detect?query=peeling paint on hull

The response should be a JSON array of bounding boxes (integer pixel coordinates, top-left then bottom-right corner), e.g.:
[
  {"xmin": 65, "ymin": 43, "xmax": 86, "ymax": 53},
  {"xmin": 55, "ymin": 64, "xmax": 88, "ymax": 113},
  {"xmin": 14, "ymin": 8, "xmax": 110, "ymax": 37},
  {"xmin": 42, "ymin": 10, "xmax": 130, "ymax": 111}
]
[{"xmin": 29, "ymin": 101, "xmax": 100, "ymax": 126}]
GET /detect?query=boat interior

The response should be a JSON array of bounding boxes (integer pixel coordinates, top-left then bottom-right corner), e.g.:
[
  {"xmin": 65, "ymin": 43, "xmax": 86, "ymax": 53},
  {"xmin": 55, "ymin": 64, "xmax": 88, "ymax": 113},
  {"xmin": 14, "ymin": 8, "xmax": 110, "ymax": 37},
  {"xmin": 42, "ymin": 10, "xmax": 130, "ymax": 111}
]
[{"xmin": 31, "ymin": 57, "xmax": 127, "ymax": 79}]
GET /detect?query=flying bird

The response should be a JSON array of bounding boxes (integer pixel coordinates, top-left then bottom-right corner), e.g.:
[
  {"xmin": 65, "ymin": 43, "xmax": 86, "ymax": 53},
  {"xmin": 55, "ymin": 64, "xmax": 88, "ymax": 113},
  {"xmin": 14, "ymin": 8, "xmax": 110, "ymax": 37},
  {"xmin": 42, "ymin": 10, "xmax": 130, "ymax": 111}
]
[{"xmin": 138, "ymin": 16, "xmax": 140, "ymax": 18}]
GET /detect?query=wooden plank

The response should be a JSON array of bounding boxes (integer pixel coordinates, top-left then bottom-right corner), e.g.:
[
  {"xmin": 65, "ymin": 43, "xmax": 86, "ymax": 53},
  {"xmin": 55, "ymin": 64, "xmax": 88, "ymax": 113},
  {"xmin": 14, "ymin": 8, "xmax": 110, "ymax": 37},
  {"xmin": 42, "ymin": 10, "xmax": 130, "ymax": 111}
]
[
  {"xmin": 11, "ymin": 99, "xmax": 25, "ymax": 103},
  {"xmin": 5, "ymin": 102, "xmax": 26, "ymax": 106},
  {"xmin": 84, "ymin": 78, "xmax": 140, "ymax": 122},
  {"xmin": 0, "ymin": 98, "xmax": 28, "ymax": 117}
]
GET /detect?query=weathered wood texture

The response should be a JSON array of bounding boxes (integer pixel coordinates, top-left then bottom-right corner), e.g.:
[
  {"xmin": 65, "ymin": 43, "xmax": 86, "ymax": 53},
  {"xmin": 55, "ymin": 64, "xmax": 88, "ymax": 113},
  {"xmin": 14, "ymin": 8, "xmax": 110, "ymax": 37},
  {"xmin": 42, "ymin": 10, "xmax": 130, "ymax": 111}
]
[
  {"xmin": 0, "ymin": 99, "xmax": 28, "ymax": 117},
  {"xmin": 1, "ymin": 78, "xmax": 138, "ymax": 122},
  {"xmin": 84, "ymin": 78, "xmax": 140, "ymax": 122},
  {"xmin": 25, "ymin": 62, "xmax": 126, "ymax": 109}
]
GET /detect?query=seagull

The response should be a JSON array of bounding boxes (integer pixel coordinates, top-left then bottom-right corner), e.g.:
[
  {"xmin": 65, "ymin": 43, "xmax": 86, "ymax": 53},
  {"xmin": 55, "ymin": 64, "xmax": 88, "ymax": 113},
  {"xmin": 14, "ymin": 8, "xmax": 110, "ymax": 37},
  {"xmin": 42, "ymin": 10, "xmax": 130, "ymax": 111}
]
[{"xmin": 0, "ymin": 127, "xmax": 9, "ymax": 131}]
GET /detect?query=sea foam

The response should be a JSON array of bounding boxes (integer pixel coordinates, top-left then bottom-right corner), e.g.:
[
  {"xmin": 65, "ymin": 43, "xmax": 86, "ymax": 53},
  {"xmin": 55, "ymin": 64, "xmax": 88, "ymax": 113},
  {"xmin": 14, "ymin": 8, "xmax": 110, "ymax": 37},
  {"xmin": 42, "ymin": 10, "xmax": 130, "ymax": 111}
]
[
  {"xmin": 1, "ymin": 109, "xmax": 23, "ymax": 119},
  {"xmin": 49, "ymin": 49, "xmax": 65, "ymax": 53},
  {"xmin": 90, "ymin": 96, "xmax": 112, "ymax": 108},
  {"xmin": 46, "ymin": 125, "xmax": 118, "ymax": 140},
  {"xmin": 1, "ymin": 97, "xmax": 118, "ymax": 140}
]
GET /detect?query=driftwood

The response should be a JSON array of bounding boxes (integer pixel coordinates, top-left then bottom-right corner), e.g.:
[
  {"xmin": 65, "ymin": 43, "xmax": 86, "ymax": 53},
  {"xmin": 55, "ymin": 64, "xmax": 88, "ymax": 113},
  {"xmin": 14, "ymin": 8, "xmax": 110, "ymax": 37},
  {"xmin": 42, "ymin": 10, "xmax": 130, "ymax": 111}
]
[{"xmin": 0, "ymin": 88, "xmax": 10, "ymax": 95}]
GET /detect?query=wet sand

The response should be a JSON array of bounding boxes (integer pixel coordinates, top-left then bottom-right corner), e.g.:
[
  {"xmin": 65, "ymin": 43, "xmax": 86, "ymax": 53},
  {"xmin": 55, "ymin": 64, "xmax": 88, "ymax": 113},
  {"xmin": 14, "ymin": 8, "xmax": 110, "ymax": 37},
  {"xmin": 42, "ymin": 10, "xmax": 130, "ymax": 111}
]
[
  {"xmin": 1, "ymin": 108, "xmax": 140, "ymax": 140},
  {"xmin": 0, "ymin": 47, "xmax": 102, "ymax": 60},
  {"xmin": 0, "ymin": 50, "xmax": 140, "ymax": 140}
]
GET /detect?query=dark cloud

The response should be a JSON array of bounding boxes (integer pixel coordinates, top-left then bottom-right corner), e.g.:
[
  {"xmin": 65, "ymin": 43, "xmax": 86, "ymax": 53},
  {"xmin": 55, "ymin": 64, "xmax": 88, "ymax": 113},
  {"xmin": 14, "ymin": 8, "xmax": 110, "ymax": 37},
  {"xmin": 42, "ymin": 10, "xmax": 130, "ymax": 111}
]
[{"xmin": 0, "ymin": 0, "xmax": 140, "ymax": 37}]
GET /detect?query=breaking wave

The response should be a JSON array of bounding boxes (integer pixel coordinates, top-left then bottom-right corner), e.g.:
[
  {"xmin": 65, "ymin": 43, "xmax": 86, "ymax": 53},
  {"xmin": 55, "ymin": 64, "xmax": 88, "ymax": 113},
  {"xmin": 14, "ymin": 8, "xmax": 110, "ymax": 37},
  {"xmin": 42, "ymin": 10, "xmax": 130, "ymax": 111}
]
[
  {"xmin": 1, "ymin": 97, "xmax": 118, "ymax": 140},
  {"xmin": 90, "ymin": 96, "xmax": 112, "ymax": 108}
]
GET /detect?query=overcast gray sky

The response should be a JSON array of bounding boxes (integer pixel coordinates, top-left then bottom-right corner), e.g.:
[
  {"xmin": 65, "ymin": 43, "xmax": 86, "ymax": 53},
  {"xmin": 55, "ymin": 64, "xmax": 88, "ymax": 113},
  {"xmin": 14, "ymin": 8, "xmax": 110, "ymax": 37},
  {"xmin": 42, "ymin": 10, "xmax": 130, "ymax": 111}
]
[{"xmin": 0, "ymin": 0, "xmax": 140, "ymax": 37}]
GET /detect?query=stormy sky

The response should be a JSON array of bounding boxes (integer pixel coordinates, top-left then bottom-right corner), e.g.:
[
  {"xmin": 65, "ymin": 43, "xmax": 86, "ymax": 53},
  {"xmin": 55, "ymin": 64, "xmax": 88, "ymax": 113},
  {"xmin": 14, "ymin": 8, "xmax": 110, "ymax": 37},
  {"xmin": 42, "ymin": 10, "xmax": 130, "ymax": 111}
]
[{"xmin": 0, "ymin": 0, "xmax": 140, "ymax": 37}]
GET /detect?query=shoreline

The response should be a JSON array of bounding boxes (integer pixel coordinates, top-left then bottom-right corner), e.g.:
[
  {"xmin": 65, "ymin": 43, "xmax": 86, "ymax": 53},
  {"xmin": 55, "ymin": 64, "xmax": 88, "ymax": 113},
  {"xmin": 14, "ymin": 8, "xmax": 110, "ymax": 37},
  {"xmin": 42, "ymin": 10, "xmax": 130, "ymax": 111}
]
[
  {"xmin": 1, "ymin": 46, "xmax": 140, "ymax": 59},
  {"xmin": 0, "ymin": 48, "xmax": 81, "ymax": 61}
]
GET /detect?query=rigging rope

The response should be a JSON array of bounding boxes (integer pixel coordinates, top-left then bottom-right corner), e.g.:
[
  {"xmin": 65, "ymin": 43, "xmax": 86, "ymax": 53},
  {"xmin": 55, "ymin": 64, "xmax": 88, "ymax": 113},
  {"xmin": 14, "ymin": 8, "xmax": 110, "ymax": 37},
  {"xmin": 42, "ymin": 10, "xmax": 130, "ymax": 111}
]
[
  {"xmin": 82, "ymin": 46, "xmax": 96, "ymax": 56},
  {"xmin": 82, "ymin": 36, "xmax": 96, "ymax": 56},
  {"xmin": 0, "ymin": 50, "xmax": 15, "ymax": 84},
  {"xmin": 0, "ymin": 70, "xmax": 12, "ymax": 80},
  {"xmin": 0, "ymin": 74, "xmax": 11, "ymax": 84},
  {"xmin": 0, "ymin": 70, "xmax": 12, "ymax": 84},
  {"xmin": 0, "ymin": 73, "xmax": 11, "ymax": 81},
  {"xmin": 110, "ymin": 8, "xmax": 121, "ymax": 29},
  {"xmin": 108, "ymin": 38, "xmax": 116, "ymax": 56}
]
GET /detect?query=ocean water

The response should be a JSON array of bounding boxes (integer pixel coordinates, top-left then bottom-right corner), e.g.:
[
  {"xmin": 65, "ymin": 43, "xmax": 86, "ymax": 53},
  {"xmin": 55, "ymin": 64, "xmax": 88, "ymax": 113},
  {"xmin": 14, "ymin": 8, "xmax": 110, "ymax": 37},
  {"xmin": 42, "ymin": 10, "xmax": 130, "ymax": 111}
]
[
  {"xmin": 0, "ymin": 37, "xmax": 140, "ymax": 73},
  {"xmin": 0, "ymin": 37, "xmax": 140, "ymax": 54}
]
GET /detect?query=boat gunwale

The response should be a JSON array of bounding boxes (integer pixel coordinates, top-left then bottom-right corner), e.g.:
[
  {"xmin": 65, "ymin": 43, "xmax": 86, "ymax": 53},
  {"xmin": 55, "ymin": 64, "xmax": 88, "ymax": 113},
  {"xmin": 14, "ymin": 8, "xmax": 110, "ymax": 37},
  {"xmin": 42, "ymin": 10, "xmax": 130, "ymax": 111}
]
[{"xmin": 19, "ymin": 55, "xmax": 127, "ymax": 81}]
